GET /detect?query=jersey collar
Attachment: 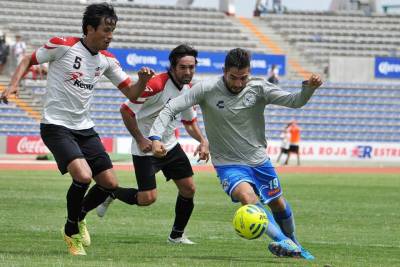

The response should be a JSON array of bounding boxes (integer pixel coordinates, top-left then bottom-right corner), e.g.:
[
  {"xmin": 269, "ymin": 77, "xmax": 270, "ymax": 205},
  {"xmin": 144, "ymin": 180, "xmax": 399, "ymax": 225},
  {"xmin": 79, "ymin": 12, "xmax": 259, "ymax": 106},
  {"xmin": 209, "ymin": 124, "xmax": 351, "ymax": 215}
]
[
  {"xmin": 168, "ymin": 71, "xmax": 183, "ymax": 91},
  {"xmin": 80, "ymin": 38, "xmax": 98, "ymax": 56}
]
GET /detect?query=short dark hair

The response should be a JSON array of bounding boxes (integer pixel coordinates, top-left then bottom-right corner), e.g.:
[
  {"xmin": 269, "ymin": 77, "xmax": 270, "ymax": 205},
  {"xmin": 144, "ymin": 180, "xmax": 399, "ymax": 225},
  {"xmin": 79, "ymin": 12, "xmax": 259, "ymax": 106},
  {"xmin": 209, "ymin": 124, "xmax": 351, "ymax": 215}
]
[
  {"xmin": 225, "ymin": 48, "xmax": 251, "ymax": 70},
  {"xmin": 169, "ymin": 44, "xmax": 198, "ymax": 68},
  {"xmin": 82, "ymin": 3, "xmax": 118, "ymax": 35}
]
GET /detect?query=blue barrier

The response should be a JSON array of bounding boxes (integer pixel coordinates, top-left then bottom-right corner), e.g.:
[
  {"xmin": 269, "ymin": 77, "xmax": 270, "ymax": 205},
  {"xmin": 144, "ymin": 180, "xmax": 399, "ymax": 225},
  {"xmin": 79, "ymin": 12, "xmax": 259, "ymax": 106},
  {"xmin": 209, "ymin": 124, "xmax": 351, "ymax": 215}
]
[
  {"xmin": 375, "ymin": 57, "xmax": 400, "ymax": 79},
  {"xmin": 108, "ymin": 48, "xmax": 286, "ymax": 75}
]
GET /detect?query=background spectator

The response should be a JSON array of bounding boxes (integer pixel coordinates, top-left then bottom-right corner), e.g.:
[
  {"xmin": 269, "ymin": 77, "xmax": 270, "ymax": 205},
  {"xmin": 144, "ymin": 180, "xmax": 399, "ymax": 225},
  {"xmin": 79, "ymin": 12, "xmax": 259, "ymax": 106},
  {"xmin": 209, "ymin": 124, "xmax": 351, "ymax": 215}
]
[
  {"xmin": 272, "ymin": 0, "xmax": 283, "ymax": 13},
  {"xmin": 276, "ymin": 123, "xmax": 291, "ymax": 165},
  {"xmin": 0, "ymin": 34, "xmax": 9, "ymax": 75},
  {"xmin": 267, "ymin": 64, "xmax": 279, "ymax": 84},
  {"xmin": 285, "ymin": 120, "xmax": 301, "ymax": 166},
  {"xmin": 12, "ymin": 34, "xmax": 26, "ymax": 67},
  {"xmin": 254, "ymin": 0, "xmax": 268, "ymax": 16}
]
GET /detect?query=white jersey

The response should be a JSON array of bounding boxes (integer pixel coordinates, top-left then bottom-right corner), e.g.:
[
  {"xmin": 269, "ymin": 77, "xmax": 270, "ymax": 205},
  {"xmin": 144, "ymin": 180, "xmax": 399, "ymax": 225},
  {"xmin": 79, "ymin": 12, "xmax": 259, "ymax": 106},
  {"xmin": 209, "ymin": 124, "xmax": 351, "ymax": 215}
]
[
  {"xmin": 150, "ymin": 76, "xmax": 317, "ymax": 166},
  {"xmin": 122, "ymin": 72, "xmax": 197, "ymax": 156},
  {"xmin": 32, "ymin": 36, "xmax": 131, "ymax": 130}
]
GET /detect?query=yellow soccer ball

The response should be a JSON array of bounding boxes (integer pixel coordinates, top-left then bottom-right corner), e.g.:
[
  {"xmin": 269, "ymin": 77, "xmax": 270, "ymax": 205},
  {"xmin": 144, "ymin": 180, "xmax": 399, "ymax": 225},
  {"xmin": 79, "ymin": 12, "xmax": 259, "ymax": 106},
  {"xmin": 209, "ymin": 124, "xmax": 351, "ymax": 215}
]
[{"xmin": 232, "ymin": 204, "xmax": 268, "ymax": 240}]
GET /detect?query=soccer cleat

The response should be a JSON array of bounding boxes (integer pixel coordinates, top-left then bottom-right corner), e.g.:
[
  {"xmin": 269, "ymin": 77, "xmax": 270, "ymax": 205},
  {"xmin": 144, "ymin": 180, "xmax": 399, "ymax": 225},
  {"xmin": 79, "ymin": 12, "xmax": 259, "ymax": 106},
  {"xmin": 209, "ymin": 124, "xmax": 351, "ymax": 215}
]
[
  {"xmin": 167, "ymin": 234, "xmax": 196, "ymax": 245},
  {"xmin": 268, "ymin": 239, "xmax": 301, "ymax": 258},
  {"xmin": 299, "ymin": 247, "xmax": 315, "ymax": 260},
  {"xmin": 96, "ymin": 196, "xmax": 114, "ymax": 218},
  {"xmin": 78, "ymin": 219, "xmax": 91, "ymax": 247},
  {"xmin": 61, "ymin": 228, "xmax": 86, "ymax": 256}
]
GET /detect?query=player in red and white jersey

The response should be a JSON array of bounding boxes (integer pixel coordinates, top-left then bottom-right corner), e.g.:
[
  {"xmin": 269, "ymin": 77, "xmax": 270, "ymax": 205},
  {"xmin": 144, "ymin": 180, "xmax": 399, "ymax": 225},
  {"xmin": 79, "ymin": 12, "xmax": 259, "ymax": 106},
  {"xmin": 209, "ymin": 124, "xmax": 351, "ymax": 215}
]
[
  {"xmin": 0, "ymin": 3, "xmax": 155, "ymax": 256},
  {"xmin": 96, "ymin": 45, "xmax": 209, "ymax": 244}
]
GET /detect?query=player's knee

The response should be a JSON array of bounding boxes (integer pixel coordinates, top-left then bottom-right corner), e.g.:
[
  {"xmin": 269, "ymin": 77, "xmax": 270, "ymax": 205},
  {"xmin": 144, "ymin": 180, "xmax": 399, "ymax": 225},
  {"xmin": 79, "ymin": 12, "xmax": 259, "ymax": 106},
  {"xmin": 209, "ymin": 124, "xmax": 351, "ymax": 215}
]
[
  {"xmin": 236, "ymin": 191, "xmax": 258, "ymax": 205},
  {"xmin": 101, "ymin": 179, "xmax": 118, "ymax": 190},
  {"xmin": 268, "ymin": 197, "xmax": 286, "ymax": 211},
  {"xmin": 137, "ymin": 190, "xmax": 157, "ymax": 206},
  {"xmin": 72, "ymin": 171, "xmax": 92, "ymax": 184},
  {"xmin": 179, "ymin": 183, "xmax": 196, "ymax": 198}
]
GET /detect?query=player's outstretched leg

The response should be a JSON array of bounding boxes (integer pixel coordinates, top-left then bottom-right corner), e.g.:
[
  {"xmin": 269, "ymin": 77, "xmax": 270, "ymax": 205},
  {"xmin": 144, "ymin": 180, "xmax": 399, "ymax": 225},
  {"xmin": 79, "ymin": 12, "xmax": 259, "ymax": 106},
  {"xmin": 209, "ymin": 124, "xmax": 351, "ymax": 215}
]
[
  {"xmin": 96, "ymin": 187, "xmax": 139, "ymax": 217},
  {"xmin": 272, "ymin": 200, "xmax": 314, "ymax": 260},
  {"xmin": 255, "ymin": 203, "xmax": 301, "ymax": 257},
  {"xmin": 96, "ymin": 195, "xmax": 114, "ymax": 217}
]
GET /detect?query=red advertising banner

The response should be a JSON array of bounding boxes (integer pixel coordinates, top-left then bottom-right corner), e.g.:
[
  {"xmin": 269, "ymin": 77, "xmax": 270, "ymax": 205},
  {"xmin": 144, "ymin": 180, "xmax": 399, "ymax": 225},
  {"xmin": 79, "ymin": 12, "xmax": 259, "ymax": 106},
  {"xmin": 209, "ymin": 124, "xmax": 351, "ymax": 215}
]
[
  {"xmin": 7, "ymin": 136, "xmax": 113, "ymax": 154},
  {"xmin": 100, "ymin": 137, "xmax": 114, "ymax": 153}
]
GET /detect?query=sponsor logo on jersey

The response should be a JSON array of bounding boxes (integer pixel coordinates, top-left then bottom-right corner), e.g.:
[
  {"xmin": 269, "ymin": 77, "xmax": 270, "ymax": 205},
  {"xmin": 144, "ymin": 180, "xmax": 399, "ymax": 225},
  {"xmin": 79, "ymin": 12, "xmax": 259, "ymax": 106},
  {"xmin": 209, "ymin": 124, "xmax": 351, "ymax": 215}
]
[
  {"xmin": 216, "ymin": 100, "xmax": 224, "ymax": 109},
  {"xmin": 65, "ymin": 71, "xmax": 94, "ymax": 90},
  {"xmin": 73, "ymin": 79, "xmax": 94, "ymax": 90},
  {"xmin": 243, "ymin": 92, "xmax": 256, "ymax": 107},
  {"xmin": 65, "ymin": 71, "xmax": 83, "ymax": 82},
  {"xmin": 267, "ymin": 188, "xmax": 281, "ymax": 196},
  {"xmin": 95, "ymin": 67, "xmax": 101, "ymax": 77}
]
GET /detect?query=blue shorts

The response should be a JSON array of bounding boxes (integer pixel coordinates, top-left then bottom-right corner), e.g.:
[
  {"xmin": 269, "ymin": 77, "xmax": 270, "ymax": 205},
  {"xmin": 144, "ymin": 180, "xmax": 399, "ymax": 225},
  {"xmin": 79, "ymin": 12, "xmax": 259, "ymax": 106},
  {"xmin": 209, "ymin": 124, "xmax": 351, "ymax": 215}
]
[{"xmin": 214, "ymin": 160, "xmax": 282, "ymax": 204}]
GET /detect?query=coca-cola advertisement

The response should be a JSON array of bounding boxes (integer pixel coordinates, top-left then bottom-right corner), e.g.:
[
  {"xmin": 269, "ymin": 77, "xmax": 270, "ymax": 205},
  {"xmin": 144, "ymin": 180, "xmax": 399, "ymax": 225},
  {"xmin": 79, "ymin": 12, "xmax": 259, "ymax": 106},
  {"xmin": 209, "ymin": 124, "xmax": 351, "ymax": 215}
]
[{"xmin": 7, "ymin": 136, "xmax": 113, "ymax": 154}]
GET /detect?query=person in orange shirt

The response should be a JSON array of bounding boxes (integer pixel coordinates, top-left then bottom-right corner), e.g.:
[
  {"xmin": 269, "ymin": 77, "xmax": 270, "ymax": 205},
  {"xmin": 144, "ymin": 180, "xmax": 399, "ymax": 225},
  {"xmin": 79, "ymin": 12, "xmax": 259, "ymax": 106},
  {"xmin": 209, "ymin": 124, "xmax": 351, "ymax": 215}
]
[{"xmin": 285, "ymin": 120, "xmax": 301, "ymax": 165}]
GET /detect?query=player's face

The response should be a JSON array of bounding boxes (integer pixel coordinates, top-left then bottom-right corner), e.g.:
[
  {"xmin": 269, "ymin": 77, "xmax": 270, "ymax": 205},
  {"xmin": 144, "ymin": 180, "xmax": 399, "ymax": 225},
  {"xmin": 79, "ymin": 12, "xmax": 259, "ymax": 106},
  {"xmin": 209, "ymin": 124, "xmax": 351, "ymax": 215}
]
[
  {"xmin": 88, "ymin": 17, "xmax": 116, "ymax": 51},
  {"xmin": 223, "ymin": 67, "xmax": 250, "ymax": 94},
  {"xmin": 171, "ymin": 56, "xmax": 196, "ymax": 85}
]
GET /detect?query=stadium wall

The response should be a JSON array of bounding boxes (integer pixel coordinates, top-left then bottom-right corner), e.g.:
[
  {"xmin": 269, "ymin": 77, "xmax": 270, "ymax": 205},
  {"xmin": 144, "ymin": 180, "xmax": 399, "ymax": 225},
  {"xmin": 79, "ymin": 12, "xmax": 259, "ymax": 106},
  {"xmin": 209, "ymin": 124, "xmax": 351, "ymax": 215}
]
[
  {"xmin": 2, "ymin": 136, "xmax": 400, "ymax": 163},
  {"xmin": 329, "ymin": 56, "xmax": 400, "ymax": 83},
  {"xmin": 116, "ymin": 138, "xmax": 400, "ymax": 162},
  {"xmin": 0, "ymin": 136, "xmax": 5, "ymax": 154}
]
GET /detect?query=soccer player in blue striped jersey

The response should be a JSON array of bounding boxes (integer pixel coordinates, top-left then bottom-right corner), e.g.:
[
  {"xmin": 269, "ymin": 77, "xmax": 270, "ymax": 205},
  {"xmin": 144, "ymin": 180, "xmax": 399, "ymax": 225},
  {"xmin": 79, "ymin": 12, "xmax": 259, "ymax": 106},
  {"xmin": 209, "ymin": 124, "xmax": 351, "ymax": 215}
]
[{"xmin": 149, "ymin": 48, "xmax": 322, "ymax": 260}]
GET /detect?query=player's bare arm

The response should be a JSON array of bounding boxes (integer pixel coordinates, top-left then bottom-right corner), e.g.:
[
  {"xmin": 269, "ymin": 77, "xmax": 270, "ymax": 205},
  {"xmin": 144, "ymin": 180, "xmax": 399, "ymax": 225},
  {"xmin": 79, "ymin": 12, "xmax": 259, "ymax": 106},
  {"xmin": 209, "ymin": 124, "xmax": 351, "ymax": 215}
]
[
  {"xmin": 306, "ymin": 74, "xmax": 323, "ymax": 90},
  {"xmin": 120, "ymin": 105, "xmax": 152, "ymax": 153},
  {"xmin": 1, "ymin": 54, "xmax": 35, "ymax": 104},
  {"xmin": 120, "ymin": 67, "xmax": 155, "ymax": 102},
  {"xmin": 184, "ymin": 123, "xmax": 210, "ymax": 162}
]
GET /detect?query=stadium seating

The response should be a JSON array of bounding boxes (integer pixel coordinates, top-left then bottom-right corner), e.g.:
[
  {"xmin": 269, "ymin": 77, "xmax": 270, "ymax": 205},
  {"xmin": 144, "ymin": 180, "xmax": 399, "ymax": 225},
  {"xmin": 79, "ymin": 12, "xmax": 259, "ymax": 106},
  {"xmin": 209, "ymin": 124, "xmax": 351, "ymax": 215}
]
[
  {"xmin": 2, "ymin": 78, "xmax": 396, "ymax": 143},
  {"xmin": 0, "ymin": 0, "xmax": 264, "ymax": 53},
  {"xmin": 259, "ymin": 11, "xmax": 400, "ymax": 66}
]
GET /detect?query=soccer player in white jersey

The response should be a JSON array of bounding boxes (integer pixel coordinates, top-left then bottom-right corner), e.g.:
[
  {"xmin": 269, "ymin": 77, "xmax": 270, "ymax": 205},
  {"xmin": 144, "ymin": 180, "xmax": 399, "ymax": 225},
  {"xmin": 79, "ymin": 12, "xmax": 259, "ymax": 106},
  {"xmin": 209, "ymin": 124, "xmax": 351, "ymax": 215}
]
[
  {"xmin": 96, "ymin": 45, "xmax": 209, "ymax": 244},
  {"xmin": 0, "ymin": 3, "xmax": 155, "ymax": 256},
  {"xmin": 149, "ymin": 48, "xmax": 322, "ymax": 260}
]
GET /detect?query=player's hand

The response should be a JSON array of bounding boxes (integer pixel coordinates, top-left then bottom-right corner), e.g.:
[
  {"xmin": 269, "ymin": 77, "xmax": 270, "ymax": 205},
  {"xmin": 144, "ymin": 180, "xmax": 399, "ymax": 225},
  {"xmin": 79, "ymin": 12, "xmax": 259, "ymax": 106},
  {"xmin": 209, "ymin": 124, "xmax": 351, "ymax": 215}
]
[
  {"xmin": 137, "ymin": 67, "xmax": 155, "ymax": 83},
  {"xmin": 0, "ymin": 85, "xmax": 19, "ymax": 104},
  {"xmin": 307, "ymin": 74, "xmax": 323, "ymax": 90},
  {"xmin": 194, "ymin": 140, "xmax": 210, "ymax": 163},
  {"xmin": 138, "ymin": 137, "xmax": 153, "ymax": 153},
  {"xmin": 152, "ymin": 140, "xmax": 167, "ymax": 158}
]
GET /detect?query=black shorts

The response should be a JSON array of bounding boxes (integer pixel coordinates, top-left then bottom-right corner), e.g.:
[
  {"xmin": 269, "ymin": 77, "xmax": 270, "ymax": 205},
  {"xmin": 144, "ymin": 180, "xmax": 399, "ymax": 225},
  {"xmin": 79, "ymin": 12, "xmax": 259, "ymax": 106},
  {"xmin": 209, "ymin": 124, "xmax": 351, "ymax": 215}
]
[
  {"xmin": 40, "ymin": 123, "xmax": 113, "ymax": 176},
  {"xmin": 132, "ymin": 144, "xmax": 194, "ymax": 191},
  {"xmin": 281, "ymin": 148, "xmax": 289, "ymax": 154},
  {"xmin": 289, "ymin": 145, "xmax": 299, "ymax": 153}
]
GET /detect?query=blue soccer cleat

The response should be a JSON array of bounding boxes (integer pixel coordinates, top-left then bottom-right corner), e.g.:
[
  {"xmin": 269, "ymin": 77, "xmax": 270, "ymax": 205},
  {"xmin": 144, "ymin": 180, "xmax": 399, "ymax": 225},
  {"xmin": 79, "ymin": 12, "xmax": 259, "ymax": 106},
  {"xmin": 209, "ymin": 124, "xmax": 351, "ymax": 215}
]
[
  {"xmin": 299, "ymin": 247, "xmax": 315, "ymax": 260},
  {"xmin": 268, "ymin": 239, "xmax": 301, "ymax": 257}
]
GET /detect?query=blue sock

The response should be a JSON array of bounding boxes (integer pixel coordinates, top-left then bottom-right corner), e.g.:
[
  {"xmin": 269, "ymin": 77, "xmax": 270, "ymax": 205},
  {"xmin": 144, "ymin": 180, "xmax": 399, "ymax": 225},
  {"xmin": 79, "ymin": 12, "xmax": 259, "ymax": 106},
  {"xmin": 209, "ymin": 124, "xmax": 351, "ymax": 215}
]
[
  {"xmin": 255, "ymin": 202, "xmax": 287, "ymax": 242},
  {"xmin": 272, "ymin": 201, "xmax": 300, "ymax": 246}
]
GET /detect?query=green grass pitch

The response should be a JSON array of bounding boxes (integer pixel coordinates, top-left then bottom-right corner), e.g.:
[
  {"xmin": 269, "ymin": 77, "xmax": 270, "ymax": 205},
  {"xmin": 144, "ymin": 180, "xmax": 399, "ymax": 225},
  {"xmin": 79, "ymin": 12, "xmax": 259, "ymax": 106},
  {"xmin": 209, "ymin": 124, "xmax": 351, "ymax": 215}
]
[{"xmin": 0, "ymin": 169, "xmax": 399, "ymax": 267}]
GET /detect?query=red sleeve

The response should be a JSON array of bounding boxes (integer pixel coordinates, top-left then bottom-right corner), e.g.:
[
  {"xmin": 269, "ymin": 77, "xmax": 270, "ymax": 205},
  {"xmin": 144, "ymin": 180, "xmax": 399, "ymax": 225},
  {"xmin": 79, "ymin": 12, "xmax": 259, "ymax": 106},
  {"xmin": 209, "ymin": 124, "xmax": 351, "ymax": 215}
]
[
  {"xmin": 100, "ymin": 50, "xmax": 116, "ymax": 58},
  {"xmin": 118, "ymin": 77, "xmax": 132, "ymax": 90},
  {"xmin": 121, "ymin": 103, "xmax": 136, "ymax": 117},
  {"xmin": 48, "ymin": 36, "xmax": 80, "ymax": 47},
  {"xmin": 141, "ymin": 72, "xmax": 169, "ymax": 98},
  {"xmin": 181, "ymin": 118, "xmax": 198, "ymax": 125},
  {"xmin": 31, "ymin": 52, "xmax": 38, "ymax": 65}
]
